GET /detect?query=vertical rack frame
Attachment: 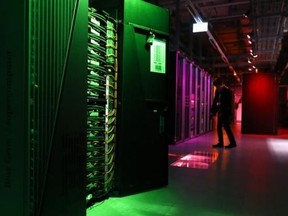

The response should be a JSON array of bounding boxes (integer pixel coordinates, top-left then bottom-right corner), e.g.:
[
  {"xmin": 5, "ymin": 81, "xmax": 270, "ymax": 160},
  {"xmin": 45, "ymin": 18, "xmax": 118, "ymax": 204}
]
[{"xmin": 86, "ymin": 8, "xmax": 117, "ymax": 206}]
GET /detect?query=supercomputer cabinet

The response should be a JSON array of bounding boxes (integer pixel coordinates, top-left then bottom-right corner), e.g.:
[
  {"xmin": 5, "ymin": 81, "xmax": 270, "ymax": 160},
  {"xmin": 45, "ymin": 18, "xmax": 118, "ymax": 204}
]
[
  {"xmin": 174, "ymin": 56, "xmax": 196, "ymax": 142},
  {"xmin": 1, "ymin": 1, "xmax": 88, "ymax": 216},
  {"xmin": 242, "ymin": 73, "xmax": 278, "ymax": 134},
  {"xmin": 86, "ymin": 7, "xmax": 118, "ymax": 206},
  {"xmin": 197, "ymin": 67, "xmax": 212, "ymax": 134},
  {"xmin": 170, "ymin": 51, "xmax": 213, "ymax": 145},
  {"xmin": 93, "ymin": 0, "xmax": 170, "ymax": 196}
]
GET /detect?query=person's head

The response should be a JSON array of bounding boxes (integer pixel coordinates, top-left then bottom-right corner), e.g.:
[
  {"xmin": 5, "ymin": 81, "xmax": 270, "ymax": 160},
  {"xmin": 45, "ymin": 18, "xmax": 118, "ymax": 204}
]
[{"xmin": 213, "ymin": 78, "xmax": 224, "ymax": 90}]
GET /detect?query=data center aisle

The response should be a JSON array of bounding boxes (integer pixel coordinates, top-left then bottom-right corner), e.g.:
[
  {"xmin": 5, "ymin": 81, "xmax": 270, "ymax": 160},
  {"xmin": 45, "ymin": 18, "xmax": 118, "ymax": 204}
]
[{"xmin": 87, "ymin": 123, "xmax": 288, "ymax": 216}]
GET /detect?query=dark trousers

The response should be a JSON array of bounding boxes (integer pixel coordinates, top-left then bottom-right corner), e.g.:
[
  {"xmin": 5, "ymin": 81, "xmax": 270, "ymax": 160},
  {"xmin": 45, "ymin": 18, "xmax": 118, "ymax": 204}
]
[{"xmin": 217, "ymin": 114, "xmax": 236, "ymax": 145}]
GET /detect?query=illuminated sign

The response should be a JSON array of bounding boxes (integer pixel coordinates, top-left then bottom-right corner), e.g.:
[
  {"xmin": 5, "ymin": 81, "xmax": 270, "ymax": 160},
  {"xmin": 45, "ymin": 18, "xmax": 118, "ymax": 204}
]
[{"xmin": 193, "ymin": 22, "xmax": 208, "ymax": 33}]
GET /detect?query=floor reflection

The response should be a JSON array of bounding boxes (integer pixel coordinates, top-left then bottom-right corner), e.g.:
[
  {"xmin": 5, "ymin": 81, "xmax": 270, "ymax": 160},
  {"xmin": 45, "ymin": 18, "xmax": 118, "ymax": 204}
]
[{"xmin": 170, "ymin": 151, "xmax": 219, "ymax": 169}]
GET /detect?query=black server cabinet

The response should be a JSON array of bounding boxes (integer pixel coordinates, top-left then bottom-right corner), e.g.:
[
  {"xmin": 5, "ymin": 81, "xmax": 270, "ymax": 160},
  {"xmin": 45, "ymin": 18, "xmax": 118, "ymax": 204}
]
[
  {"xmin": 1, "ymin": 1, "xmax": 88, "ymax": 216},
  {"xmin": 93, "ymin": 0, "xmax": 170, "ymax": 196}
]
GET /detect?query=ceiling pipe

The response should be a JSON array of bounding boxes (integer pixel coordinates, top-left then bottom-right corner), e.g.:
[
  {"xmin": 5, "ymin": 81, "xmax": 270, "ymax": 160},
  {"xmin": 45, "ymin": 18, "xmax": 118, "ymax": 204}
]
[
  {"xmin": 279, "ymin": 62, "xmax": 288, "ymax": 80},
  {"xmin": 185, "ymin": 0, "xmax": 241, "ymax": 83}
]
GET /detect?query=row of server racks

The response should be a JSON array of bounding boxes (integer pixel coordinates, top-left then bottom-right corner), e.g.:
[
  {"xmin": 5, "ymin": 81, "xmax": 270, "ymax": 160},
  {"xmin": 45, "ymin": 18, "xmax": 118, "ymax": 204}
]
[{"xmin": 171, "ymin": 51, "xmax": 213, "ymax": 144}]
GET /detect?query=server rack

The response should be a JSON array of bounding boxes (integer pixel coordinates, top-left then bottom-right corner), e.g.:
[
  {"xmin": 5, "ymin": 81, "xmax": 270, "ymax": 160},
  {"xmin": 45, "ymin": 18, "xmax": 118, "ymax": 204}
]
[
  {"xmin": 1, "ymin": 1, "xmax": 88, "ymax": 216},
  {"xmin": 184, "ymin": 59, "xmax": 189, "ymax": 138},
  {"xmin": 175, "ymin": 56, "xmax": 184, "ymax": 142},
  {"xmin": 206, "ymin": 74, "xmax": 213, "ymax": 131},
  {"xmin": 190, "ymin": 64, "xmax": 197, "ymax": 137},
  {"xmin": 196, "ymin": 66, "xmax": 203, "ymax": 135},
  {"xmin": 86, "ymin": 8, "xmax": 118, "ymax": 206},
  {"xmin": 184, "ymin": 60, "xmax": 193, "ymax": 138},
  {"xmin": 88, "ymin": 0, "xmax": 169, "ymax": 197},
  {"xmin": 172, "ymin": 52, "xmax": 213, "ymax": 144}
]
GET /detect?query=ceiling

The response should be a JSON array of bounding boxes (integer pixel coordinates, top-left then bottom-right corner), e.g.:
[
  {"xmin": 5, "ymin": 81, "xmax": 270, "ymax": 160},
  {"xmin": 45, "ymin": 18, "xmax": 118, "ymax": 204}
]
[{"xmin": 146, "ymin": 0, "xmax": 288, "ymax": 85}]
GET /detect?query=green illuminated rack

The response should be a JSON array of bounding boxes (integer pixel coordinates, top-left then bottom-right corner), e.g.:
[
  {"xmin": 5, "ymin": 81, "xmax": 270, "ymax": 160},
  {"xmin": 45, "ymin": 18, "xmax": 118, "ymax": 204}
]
[{"xmin": 86, "ymin": 8, "xmax": 118, "ymax": 206}]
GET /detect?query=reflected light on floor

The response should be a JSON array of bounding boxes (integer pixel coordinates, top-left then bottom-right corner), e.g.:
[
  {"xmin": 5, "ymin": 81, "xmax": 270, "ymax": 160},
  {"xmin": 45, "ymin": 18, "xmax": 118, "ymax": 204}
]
[
  {"xmin": 87, "ymin": 196, "xmax": 178, "ymax": 216},
  {"xmin": 170, "ymin": 151, "xmax": 219, "ymax": 169},
  {"xmin": 267, "ymin": 138, "xmax": 288, "ymax": 156}
]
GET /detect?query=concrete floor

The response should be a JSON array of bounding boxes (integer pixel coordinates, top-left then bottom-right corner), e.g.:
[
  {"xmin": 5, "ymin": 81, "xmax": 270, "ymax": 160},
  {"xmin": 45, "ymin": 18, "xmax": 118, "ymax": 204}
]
[{"xmin": 87, "ymin": 123, "xmax": 288, "ymax": 216}]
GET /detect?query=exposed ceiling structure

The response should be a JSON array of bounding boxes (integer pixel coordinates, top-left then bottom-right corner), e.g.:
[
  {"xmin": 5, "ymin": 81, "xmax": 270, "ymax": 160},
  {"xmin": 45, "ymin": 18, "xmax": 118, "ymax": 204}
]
[{"xmin": 147, "ymin": 0, "xmax": 288, "ymax": 84}]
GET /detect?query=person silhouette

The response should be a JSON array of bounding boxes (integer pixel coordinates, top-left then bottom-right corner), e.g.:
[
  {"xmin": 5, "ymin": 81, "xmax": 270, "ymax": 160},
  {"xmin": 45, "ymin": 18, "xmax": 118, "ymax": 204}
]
[{"xmin": 211, "ymin": 78, "xmax": 237, "ymax": 148}]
